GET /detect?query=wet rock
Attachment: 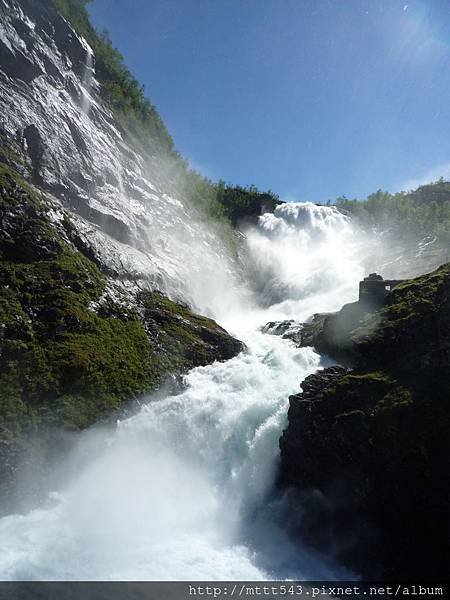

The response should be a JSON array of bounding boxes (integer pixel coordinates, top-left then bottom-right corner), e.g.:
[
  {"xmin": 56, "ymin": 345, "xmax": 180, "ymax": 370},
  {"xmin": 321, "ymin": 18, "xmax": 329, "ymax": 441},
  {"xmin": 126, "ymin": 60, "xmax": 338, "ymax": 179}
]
[
  {"xmin": 0, "ymin": 26, "xmax": 43, "ymax": 83},
  {"xmin": 261, "ymin": 320, "xmax": 303, "ymax": 344},
  {"xmin": 22, "ymin": 124, "xmax": 45, "ymax": 183},
  {"xmin": 0, "ymin": 179, "xmax": 60, "ymax": 261}
]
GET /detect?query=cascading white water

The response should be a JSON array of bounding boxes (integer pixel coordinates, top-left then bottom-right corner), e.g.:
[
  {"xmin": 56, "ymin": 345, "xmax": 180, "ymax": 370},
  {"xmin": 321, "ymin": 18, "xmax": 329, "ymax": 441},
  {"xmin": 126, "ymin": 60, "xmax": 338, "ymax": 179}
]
[
  {"xmin": 0, "ymin": 203, "xmax": 367, "ymax": 581},
  {"xmin": 244, "ymin": 202, "xmax": 366, "ymax": 317},
  {"xmin": 80, "ymin": 48, "xmax": 94, "ymax": 115}
]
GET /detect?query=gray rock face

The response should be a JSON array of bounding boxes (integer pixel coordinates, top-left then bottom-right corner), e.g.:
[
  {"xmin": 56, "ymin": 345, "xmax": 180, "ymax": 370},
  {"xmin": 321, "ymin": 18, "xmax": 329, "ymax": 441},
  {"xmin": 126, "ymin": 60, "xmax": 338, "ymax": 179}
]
[
  {"xmin": 0, "ymin": 0, "xmax": 240, "ymax": 314},
  {"xmin": 261, "ymin": 313, "xmax": 335, "ymax": 348}
]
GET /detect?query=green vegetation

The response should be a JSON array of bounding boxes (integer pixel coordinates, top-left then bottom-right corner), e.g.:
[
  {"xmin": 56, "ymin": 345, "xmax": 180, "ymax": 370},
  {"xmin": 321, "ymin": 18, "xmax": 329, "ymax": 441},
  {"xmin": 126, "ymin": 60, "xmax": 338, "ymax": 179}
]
[
  {"xmin": 331, "ymin": 371, "xmax": 414, "ymax": 417},
  {"xmin": 0, "ymin": 164, "xmax": 149, "ymax": 433},
  {"xmin": 216, "ymin": 182, "xmax": 280, "ymax": 226},
  {"xmin": 339, "ymin": 371, "xmax": 393, "ymax": 386},
  {"xmin": 322, "ymin": 371, "xmax": 414, "ymax": 419},
  {"xmin": 335, "ymin": 180, "xmax": 450, "ymax": 245},
  {"xmin": 139, "ymin": 290, "xmax": 242, "ymax": 371},
  {"xmin": 308, "ymin": 262, "xmax": 450, "ymax": 376},
  {"xmin": 321, "ymin": 370, "xmax": 400, "ymax": 417},
  {"xmin": 372, "ymin": 387, "xmax": 413, "ymax": 414},
  {"xmin": 0, "ymin": 128, "xmax": 25, "ymax": 171},
  {"xmin": 0, "ymin": 165, "xmax": 241, "ymax": 436}
]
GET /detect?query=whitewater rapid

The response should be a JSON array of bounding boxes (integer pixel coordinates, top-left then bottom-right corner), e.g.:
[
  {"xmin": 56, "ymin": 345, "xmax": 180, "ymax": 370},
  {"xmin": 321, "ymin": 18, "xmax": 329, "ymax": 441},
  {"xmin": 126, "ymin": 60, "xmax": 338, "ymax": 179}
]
[{"xmin": 0, "ymin": 203, "xmax": 367, "ymax": 580}]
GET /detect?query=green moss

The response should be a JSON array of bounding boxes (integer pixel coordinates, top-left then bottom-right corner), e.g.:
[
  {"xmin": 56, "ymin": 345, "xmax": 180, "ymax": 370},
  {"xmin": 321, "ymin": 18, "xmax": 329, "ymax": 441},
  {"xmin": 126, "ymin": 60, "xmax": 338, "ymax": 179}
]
[
  {"xmin": 318, "ymin": 369, "xmax": 411, "ymax": 420},
  {"xmin": 139, "ymin": 290, "xmax": 242, "ymax": 372},
  {"xmin": 0, "ymin": 163, "xmax": 40, "ymax": 197},
  {"xmin": 339, "ymin": 371, "xmax": 393, "ymax": 386},
  {"xmin": 0, "ymin": 130, "xmax": 27, "ymax": 172},
  {"xmin": 298, "ymin": 262, "xmax": 449, "ymax": 379},
  {"xmin": 43, "ymin": 318, "xmax": 157, "ymax": 428},
  {"xmin": 141, "ymin": 290, "xmax": 221, "ymax": 330},
  {"xmin": 386, "ymin": 263, "xmax": 450, "ymax": 311},
  {"xmin": 320, "ymin": 367, "xmax": 423, "ymax": 430},
  {"xmin": 372, "ymin": 387, "xmax": 414, "ymax": 415},
  {"xmin": 0, "ymin": 166, "xmax": 138, "ymax": 432}
]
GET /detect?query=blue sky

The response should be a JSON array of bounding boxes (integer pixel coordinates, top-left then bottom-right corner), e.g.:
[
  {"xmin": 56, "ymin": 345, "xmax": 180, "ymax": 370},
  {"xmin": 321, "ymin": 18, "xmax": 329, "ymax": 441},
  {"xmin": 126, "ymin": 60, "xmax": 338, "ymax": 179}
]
[{"xmin": 88, "ymin": 0, "xmax": 450, "ymax": 203}]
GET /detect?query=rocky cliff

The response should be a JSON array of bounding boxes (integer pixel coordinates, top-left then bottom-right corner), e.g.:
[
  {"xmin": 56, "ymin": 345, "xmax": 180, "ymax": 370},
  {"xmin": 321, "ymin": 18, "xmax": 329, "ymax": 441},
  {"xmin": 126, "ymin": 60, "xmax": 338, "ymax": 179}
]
[
  {"xmin": 278, "ymin": 264, "xmax": 450, "ymax": 578},
  {"xmin": 0, "ymin": 0, "xmax": 246, "ymax": 504},
  {"xmin": 0, "ymin": 0, "xmax": 242, "ymax": 311}
]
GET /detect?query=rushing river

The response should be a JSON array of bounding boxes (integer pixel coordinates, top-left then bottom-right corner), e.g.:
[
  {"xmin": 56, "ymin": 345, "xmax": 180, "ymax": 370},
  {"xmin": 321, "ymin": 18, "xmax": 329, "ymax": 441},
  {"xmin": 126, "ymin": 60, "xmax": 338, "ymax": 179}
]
[{"xmin": 0, "ymin": 203, "xmax": 368, "ymax": 580}]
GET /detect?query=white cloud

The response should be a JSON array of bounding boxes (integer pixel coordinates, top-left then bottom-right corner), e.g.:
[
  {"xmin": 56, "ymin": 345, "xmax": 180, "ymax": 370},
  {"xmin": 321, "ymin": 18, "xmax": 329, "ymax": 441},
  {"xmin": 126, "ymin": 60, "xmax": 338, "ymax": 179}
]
[{"xmin": 393, "ymin": 162, "xmax": 450, "ymax": 192}]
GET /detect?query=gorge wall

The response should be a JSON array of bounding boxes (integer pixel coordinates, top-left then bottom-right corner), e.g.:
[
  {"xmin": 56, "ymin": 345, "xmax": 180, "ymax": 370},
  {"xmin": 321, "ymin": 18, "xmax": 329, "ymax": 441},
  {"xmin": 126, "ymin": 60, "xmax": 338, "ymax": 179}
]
[{"xmin": 278, "ymin": 264, "xmax": 450, "ymax": 579}]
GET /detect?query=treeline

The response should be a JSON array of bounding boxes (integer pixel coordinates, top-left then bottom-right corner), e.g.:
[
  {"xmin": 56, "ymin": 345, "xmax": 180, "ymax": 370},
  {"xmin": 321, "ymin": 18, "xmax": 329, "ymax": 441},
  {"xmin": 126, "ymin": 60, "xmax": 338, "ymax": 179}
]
[
  {"xmin": 335, "ymin": 179, "xmax": 450, "ymax": 244},
  {"xmin": 216, "ymin": 183, "xmax": 280, "ymax": 226},
  {"xmin": 52, "ymin": 0, "xmax": 278, "ymax": 228}
]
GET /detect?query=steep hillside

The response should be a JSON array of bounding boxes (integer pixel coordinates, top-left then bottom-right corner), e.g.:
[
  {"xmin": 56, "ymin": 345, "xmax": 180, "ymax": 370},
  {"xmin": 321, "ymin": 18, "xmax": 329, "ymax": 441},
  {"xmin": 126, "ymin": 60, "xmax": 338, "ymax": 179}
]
[
  {"xmin": 1, "ymin": 0, "xmax": 449, "ymax": 579},
  {"xmin": 336, "ymin": 182, "xmax": 450, "ymax": 245},
  {"xmin": 278, "ymin": 264, "xmax": 450, "ymax": 579},
  {"xmin": 0, "ymin": 0, "xmax": 279, "ymax": 312}
]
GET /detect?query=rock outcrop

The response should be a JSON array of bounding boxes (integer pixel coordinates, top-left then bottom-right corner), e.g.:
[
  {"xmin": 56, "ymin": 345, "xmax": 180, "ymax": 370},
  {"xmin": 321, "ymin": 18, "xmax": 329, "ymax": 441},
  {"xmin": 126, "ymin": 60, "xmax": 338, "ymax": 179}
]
[{"xmin": 278, "ymin": 264, "xmax": 450, "ymax": 579}]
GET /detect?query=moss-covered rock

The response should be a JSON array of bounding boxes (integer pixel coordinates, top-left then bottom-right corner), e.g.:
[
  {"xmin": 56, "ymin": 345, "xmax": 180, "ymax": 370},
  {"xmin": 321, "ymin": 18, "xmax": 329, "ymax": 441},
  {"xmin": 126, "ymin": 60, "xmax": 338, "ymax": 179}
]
[
  {"xmin": 278, "ymin": 264, "xmax": 450, "ymax": 579},
  {"xmin": 0, "ymin": 164, "xmax": 243, "ymax": 439},
  {"xmin": 353, "ymin": 263, "xmax": 450, "ymax": 376},
  {"xmin": 279, "ymin": 368, "xmax": 450, "ymax": 578},
  {"xmin": 299, "ymin": 263, "xmax": 450, "ymax": 376},
  {"xmin": 139, "ymin": 290, "xmax": 243, "ymax": 372}
]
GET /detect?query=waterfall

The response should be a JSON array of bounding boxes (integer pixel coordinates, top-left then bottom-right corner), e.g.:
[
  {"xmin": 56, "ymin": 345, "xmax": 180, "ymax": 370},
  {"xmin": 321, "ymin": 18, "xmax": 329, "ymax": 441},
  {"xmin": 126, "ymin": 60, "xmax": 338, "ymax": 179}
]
[
  {"xmin": 243, "ymin": 202, "xmax": 367, "ymax": 318},
  {"xmin": 0, "ymin": 203, "xmax": 365, "ymax": 580},
  {"xmin": 80, "ymin": 48, "xmax": 94, "ymax": 116}
]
